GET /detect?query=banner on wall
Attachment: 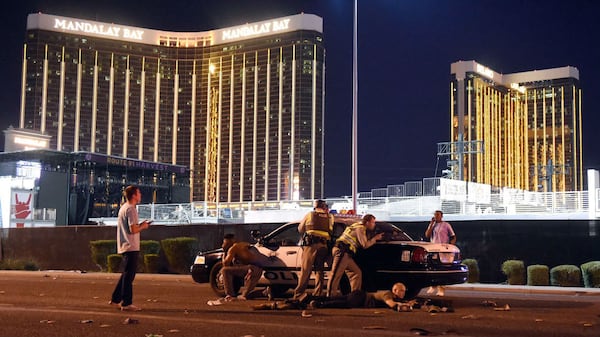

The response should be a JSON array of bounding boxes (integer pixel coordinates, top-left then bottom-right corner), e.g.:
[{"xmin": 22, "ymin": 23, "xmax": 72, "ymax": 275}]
[
  {"xmin": 11, "ymin": 190, "xmax": 34, "ymax": 228},
  {"xmin": 439, "ymin": 178, "xmax": 467, "ymax": 201}
]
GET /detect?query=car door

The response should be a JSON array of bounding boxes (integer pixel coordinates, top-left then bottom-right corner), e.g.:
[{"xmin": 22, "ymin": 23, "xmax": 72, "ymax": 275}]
[{"xmin": 254, "ymin": 223, "xmax": 303, "ymax": 285}]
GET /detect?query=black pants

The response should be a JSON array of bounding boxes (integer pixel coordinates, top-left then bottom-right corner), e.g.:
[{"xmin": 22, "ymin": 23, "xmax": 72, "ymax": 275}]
[
  {"xmin": 313, "ymin": 290, "xmax": 367, "ymax": 308},
  {"xmin": 111, "ymin": 251, "xmax": 139, "ymax": 306}
]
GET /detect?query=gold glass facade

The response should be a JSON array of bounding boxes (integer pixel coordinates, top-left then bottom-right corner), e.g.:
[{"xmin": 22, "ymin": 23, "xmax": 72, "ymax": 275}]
[
  {"xmin": 450, "ymin": 61, "xmax": 583, "ymax": 192},
  {"xmin": 20, "ymin": 14, "xmax": 325, "ymax": 202}
]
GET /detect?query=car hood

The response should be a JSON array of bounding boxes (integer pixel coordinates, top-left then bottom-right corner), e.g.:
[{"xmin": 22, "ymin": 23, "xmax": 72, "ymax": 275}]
[{"xmin": 199, "ymin": 247, "xmax": 224, "ymax": 256}]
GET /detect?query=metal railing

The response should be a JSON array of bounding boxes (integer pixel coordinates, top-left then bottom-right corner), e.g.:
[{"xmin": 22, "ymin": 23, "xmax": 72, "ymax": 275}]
[{"xmin": 131, "ymin": 188, "xmax": 597, "ymax": 225}]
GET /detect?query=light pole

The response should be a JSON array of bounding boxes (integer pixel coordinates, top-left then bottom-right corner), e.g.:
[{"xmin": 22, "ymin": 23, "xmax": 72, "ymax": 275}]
[{"xmin": 352, "ymin": 0, "xmax": 358, "ymax": 212}]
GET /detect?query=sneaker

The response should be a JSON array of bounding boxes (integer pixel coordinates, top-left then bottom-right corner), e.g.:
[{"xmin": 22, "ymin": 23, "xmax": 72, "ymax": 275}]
[
  {"xmin": 108, "ymin": 300, "xmax": 120, "ymax": 307},
  {"xmin": 120, "ymin": 304, "xmax": 142, "ymax": 311},
  {"xmin": 237, "ymin": 295, "xmax": 247, "ymax": 301},
  {"xmin": 207, "ymin": 297, "xmax": 226, "ymax": 306},
  {"xmin": 208, "ymin": 296, "xmax": 236, "ymax": 305}
]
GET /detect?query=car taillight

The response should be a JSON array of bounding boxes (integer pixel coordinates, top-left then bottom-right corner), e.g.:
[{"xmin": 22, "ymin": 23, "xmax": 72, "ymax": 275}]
[{"xmin": 411, "ymin": 247, "xmax": 428, "ymax": 263}]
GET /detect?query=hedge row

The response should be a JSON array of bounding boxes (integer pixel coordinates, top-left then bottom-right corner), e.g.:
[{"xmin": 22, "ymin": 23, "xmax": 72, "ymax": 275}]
[
  {"xmin": 463, "ymin": 258, "xmax": 600, "ymax": 288},
  {"xmin": 90, "ymin": 237, "xmax": 198, "ymax": 274},
  {"xmin": 500, "ymin": 259, "xmax": 600, "ymax": 287}
]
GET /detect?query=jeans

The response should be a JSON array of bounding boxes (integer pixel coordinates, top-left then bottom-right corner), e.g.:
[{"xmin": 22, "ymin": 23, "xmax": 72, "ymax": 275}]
[{"xmin": 111, "ymin": 251, "xmax": 139, "ymax": 306}]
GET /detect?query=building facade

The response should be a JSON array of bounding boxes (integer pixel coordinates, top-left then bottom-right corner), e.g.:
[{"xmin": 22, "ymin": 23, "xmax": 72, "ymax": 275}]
[
  {"xmin": 450, "ymin": 61, "xmax": 583, "ymax": 192},
  {"xmin": 20, "ymin": 13, "xmax": 325, "ymax": 202}
]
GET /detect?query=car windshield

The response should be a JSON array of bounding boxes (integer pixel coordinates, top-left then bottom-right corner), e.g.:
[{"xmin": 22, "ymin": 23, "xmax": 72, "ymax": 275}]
[
  {"xmin": 374, "ymin": 222, "xmax": 413, "ymax": 241},
  {"xmin": 263, "ymin": 224, "xmax": 301, "ymax": 247}
]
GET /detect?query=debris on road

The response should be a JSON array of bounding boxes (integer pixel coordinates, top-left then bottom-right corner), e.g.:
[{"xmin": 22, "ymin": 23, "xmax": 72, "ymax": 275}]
[
  {"xmin": 409, "ymin": 327, "xmax": 431, "ymax": 335},
  {"xmin": 363, "ymin": 325, "xmax": 386, "ymax": 330},
  {"xmin": 481, "ymin": 300, "xmax": 497, "ymax": 307},
  {"xmin": 122, "ymin": 318, "xmax": 139, "ymax": 325},
  {"xmin": 493, "ymin": 304, "xmax": 511, "ymax": 311}
]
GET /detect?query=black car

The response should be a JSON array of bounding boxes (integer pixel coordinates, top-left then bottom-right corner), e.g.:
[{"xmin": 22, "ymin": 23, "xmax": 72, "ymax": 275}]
[{"xmin": 191, "ymin": 216, "xmax": 468, "ymax": 299}]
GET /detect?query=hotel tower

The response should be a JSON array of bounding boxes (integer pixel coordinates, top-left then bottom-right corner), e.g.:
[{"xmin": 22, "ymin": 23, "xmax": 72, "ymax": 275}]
[
  {"xmin": 20, "ymin": 13, "xmax": 325, "ymax": 202},
  {"xmin": 450, "ymin": 61, "xmax": 583, "ymax": 192}
]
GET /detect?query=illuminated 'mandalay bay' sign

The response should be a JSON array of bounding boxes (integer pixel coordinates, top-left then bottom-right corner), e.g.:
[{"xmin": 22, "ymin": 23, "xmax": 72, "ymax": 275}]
[
  {"xmin": 27, "ymin": 13, "xmax": 321, "ymax": 46},
  {"xmin": 53, "ymin": 18, "xmax": 144, "ymax": 40},
  {"xmin": 222, "ymin": 18, "xmax": 290, "ymax": 41}
]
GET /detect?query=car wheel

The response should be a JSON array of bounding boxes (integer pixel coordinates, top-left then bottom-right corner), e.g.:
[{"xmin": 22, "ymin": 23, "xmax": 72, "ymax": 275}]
[
  {"xmin": 209, "ymin": 261, "xmax": 227, "ymax": 297},
  {"xmin": 209, "ymin": 261, "xmax": 243, "ymax": 297}
]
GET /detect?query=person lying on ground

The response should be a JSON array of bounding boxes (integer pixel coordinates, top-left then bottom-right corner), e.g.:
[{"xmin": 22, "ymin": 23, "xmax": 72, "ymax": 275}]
[{"xmin": 252, "ymin": 282, "xmax": 418, "ymax": 311}]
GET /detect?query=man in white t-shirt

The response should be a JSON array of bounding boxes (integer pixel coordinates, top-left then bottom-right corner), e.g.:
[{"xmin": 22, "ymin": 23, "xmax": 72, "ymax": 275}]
[
  {"xmin": 424, "ymin": 210, "xmax": 456, "ymax": 296},
  {"xmin": 109, "ymin": 185, "xmax": 152, "ymax": 311},
  {"xmin": 425, "ymin": 210, "xmax": 456, "ymax": 244}
]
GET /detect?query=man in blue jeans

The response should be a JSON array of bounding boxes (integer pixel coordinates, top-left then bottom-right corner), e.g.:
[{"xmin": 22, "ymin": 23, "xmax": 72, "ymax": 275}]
[{"xmin": 109, "ymin": 185, "xmax": 152, "ymax": 311}]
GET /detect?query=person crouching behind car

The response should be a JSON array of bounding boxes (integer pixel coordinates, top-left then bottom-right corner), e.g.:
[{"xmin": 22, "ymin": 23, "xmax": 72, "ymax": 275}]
[
  {"xmin": 207, "ymin": 234, "xmax": 269, "ymax": 305},
  {"xmin": 326, "ymin": 214, "xmax": 383, "ymax": 297},
  {"xmin": 293, "ymin": 199, "xmax": 334, "ymax": 301}
]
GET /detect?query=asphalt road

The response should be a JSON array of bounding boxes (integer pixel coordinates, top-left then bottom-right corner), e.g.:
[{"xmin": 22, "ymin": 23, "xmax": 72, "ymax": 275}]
[{"xmin": 0, "ymin": 270, "xmax": 598, "ymax": 337}]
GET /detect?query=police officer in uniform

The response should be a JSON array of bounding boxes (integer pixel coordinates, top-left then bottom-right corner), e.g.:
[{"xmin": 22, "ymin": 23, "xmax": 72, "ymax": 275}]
[
  {"xmin": 293, "ymin": 199, "xmax": 334, "ymax": 300},
  {"xmin": 326, "ymin": 214, "xmax": 383, "ymax": 297}
]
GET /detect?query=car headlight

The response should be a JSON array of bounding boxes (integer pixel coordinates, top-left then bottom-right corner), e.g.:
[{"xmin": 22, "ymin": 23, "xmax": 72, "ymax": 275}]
[{"xmin": 194, "ymin": 256, "xmax": 206, "ymax": 265}]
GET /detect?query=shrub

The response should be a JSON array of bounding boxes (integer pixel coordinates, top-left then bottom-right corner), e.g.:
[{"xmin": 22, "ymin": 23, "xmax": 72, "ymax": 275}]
[
  {"xmin": 141, "ymin": 240, "xmax": 161, "ymax": 255},
  {"xmin": 550, "ymin": 265, "xmax": 581, "ymax": 287},
  {"xmin": 107, "ymin": 254, "xmax": 123, "ymax": 273},
  {"xmin": 138, "ymin": 240, "xmax": 161, "ymax": 272},
  {"xmin": 161, "ymin": 237, "xmax": 199, "ymax": 274},
  {"xmin": 144, "ymin": 254, "xmax": 161, "ymax": 274},
  {"xmin": 90, "ymin": 240, "xmax": 116, "ymax": 271},
  {"xmin": 0, "ymin": 258, "xmax": 39, "ymax": 271},
  {"xmin": 462, "ymin": 259, "xmax": 480, "ymax": 283},
  {"xmin": 580, "ymin": 261, "xmax": 600, "ymax": 288},
  {"xmin": 501, "ymin": 260, "xmax": 525, "ymax": 285},
  {"xmin": 527, "ymin": 264, "xmax": 549, "ymax": 286}
]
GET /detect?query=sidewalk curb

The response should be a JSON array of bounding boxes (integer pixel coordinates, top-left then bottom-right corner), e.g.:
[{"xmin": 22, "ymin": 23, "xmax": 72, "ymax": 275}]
[{"xmin": 442, "ymin": 283, "xmax": 600, "ymax": 296}]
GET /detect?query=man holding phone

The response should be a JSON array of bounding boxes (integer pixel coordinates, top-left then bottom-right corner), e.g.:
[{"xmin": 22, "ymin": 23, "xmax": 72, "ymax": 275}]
[
  {"xmin": 109, "ymin": 185, "xmax": 152, "ymax": 311},
  {"xmin": 425, "ymin": 210, "xmax": 456, "ymax": 244}
]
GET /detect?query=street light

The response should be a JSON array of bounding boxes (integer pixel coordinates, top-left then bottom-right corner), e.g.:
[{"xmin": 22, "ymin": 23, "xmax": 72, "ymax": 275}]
[{"xmin": 352, "ymin": 0, "xmax": 358, "ymax": 212}]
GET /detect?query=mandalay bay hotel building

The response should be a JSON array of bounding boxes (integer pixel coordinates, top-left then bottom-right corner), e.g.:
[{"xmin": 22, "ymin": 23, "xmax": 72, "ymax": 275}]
[
  {"xmin": 20, "ymin": 13, "xmax": 325, "ymax": 202},
  {"xmin": 450, "ymin": 61, "xmax": 583, "ymax": 192}
]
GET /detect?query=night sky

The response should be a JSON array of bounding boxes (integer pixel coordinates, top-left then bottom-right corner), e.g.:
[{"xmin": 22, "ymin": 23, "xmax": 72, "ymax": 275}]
[{"xmin": 1, "ymin": 0, "xmax": 599, "ymax": 198}]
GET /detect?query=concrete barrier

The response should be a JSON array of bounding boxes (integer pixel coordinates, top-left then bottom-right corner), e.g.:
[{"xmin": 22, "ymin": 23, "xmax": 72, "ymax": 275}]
[{"xmin": 0, "ymin": 223, "xmax": 282, "ymax": 271}]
